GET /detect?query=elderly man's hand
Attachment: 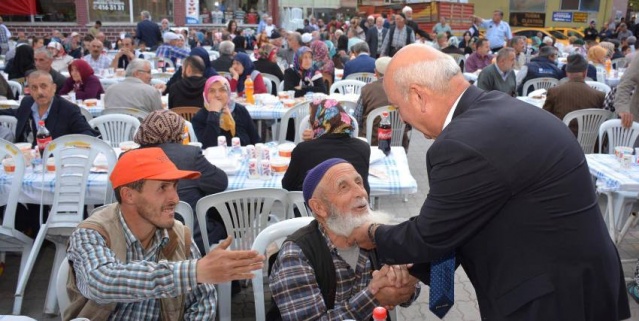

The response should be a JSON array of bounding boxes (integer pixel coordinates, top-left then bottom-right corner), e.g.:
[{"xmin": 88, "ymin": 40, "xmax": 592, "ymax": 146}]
[
  {"xmin": 387, "ymin": 264, "xmax": 415, "ymax": 288},
  {"xmin": 153, "ymin": 83, "xmax": 167, "ymax": 92},
  {"xmin": 619, "ymin": 112, "xmax": 633, "ymax": 128},
  {"xmin": 349, "ymin": 222, "xmax": 376, "ymax": 249},
  {"xmin": 196, "ymin": 236, "xmax": 265, "ymax": 284},
  {"xmin": 370, "ymin": 265, "xmax": 417, "ymax": 308}
]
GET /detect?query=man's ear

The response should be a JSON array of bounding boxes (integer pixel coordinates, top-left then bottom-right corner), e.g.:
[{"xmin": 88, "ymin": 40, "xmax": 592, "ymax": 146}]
[
  {"xmin": 308, "ymin": 198, "xmax": 328, "ymax": 220},
  {"xmin": 408, "ymin": 84, "xmax": 428, "ymax": 114},
  {"xmin": 120, "ymin": 186, "xmax": 136, "ymax": 205}
]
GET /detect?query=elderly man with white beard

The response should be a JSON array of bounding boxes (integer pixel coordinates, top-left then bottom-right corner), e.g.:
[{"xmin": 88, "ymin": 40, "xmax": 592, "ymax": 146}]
[{"xmin": 268, "ymin": 158, "xmax": 420, "ymax": 321}]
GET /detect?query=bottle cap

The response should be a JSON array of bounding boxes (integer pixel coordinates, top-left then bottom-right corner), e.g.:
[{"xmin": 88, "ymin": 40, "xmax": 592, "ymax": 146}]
[
  {"xmin": 373, "ymin": 307, "xmax": 387, "ymax": 319},
  {"xmin": 382, "ymin": 111, "xmax": 389, "ymax": 117},
  {"xmin": 38, "ymin": 120, "xmax": 45, "ymax": 125}
]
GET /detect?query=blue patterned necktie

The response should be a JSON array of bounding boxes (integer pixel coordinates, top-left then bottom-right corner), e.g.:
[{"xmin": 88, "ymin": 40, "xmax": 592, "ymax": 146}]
[{"xmin": 429, "ymin": 252, "xmax": 455, "ymax": 319}]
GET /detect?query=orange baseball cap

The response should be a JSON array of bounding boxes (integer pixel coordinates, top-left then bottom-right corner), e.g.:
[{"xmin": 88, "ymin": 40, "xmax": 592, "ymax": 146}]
[{"xmin": 110, "ymin": 147, "xmax": 201, "ymax": 189}]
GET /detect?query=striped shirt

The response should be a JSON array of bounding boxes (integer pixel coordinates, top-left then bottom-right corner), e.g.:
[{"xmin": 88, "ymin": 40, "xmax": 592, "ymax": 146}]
[
  {"xmin": 269, "ymin": 225, "xmax": 420, "ymax": 320},
  {"xmin": 67, "ymin": 211, "xmax": 217, "ymax": 321},
  {"xmin": 155, "ymin": 44, "xmax": 190, "ymax": 65}
]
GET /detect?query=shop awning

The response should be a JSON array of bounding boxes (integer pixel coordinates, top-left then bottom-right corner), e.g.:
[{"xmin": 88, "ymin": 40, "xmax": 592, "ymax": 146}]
[{"xmin": 0, "ymin": 0, "xmax": 37, "ymax": 15}]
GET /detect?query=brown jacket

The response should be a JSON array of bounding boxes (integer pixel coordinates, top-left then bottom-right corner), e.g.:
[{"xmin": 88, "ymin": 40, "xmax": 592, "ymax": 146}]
[
  {"xmin": 64, "ymin": 203, "xmax": 191, "ymax": 321},
  {"xmin": 543, "ymin": 80, "xmax": 605, "ymax": 136}
]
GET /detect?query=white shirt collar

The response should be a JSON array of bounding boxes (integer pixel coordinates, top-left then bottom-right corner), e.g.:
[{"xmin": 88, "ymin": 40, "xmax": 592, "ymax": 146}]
[{"xmin": 442, "ymin": 88, "xmax": 468, "ymax": 131}]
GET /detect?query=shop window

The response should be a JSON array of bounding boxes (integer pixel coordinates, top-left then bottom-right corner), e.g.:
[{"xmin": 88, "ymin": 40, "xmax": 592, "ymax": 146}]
[
  {"xmin": 561, "ymin": 0, "xmax": 600, "ymax": 11},
  {"xmin": 89, "ymin": 0, "xmax": 131, "ymax": 23},
  {"xmin": 133, "ymin": 0, "xmax": 174, "ymax": 22}
]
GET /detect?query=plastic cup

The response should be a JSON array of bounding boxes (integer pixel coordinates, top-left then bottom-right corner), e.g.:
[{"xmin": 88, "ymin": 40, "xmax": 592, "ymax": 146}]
[
  {"xmin": 278, "ymin": 143, "xmax": 295, "ymax": 158},
  {"xmin": 2, "ymin": 158, "xmax": 15, "ymax": 173},
  {"xmin": 287, "ymin": 90, "xmax": 295, "ymax": 99},
  {"xmin": 46, "ymin": 158, "xmax": 55, "ymax": 172}
]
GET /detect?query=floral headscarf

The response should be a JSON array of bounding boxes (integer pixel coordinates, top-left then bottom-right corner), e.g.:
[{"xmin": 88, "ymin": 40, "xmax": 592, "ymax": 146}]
[
  {"xmin": 310, "ymin": 40, "xmax": 334, "ymax": 74},
  {"xmin": 255, "ymin": 43, "xmax": 278, "ymax": 61},
  {"xmin": 293, "ymin": 46, "xmax": 317, "ymax": 80},
  {"xmin": 309, "ymin": 99, "xmax": 353, "ymax": 138},
  {"xmin": 203, "ymin": 76, "xmax": 236, "ymax": 136}
]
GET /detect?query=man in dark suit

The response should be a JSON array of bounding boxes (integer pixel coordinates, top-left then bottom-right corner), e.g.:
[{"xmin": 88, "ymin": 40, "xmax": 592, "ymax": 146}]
[
  {"xmin": 543, "ymin": 54, "xmax": 605, "ymax": 136},
  {"xmin": 136, "ymin": 10, "xmax": 162, "ymax": 50},
  {"xmin": 0, "ymin": 70, "xmax": 96, "ymax": 144},
  {"xmin": 366, "ymin": 16, "xmax": 388, "ymax": 58},
  {"xmin": 343, "ymin": 42, "xmax": 376, "ymax": 79},
  {"xmin": 350, "ymin": 44, "xmax": 630, "ymax": 320}
]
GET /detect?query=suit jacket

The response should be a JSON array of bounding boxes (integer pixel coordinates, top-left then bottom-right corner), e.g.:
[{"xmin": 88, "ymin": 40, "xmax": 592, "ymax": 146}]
[
  {"xmin": 136, "ymin": 19, "xmax": 162, "ymax": 49},
  {"xmin": 614, "ymin": 53, "xmax": 639, "ymax": 121},
  {"xmin": 375, "ymin": 86, "xmax": 630, "ymax": 320},
  {"xmin": 543, "ymin": 80, "xmax": 605, "ymax": 136},
  {"xmin": 0, "ymin": 96, "xmax": 96, "ymax": 144},
  {"xmin": 343, "ymin": 54, "xmax": 376, "ymax": 79},
  {"xmin": 365, "ymin": 26, "xmax": 388, "ymax": 58}
]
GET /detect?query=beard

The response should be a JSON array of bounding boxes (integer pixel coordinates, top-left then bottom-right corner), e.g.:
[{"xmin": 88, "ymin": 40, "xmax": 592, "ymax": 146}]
[{"xmin": 325, "ymin": 199, "xmax": 392, "ymax": 237}]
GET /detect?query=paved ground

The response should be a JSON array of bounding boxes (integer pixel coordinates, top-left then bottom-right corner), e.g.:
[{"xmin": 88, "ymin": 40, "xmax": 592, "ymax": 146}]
[{"xmin": 2, "ymin": 134, "xmax": 639, "ymax": 320}]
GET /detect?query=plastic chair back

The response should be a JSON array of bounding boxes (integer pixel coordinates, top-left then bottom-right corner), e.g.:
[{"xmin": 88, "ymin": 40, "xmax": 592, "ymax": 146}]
[
  {"xmin": 184, "ymin": 120, "xmax": 198, "ymax": 143},
  {"xmin": 330, "ymin": 79, "xmax": 366, "ymax": 95},
  {"xmin": 89, "ymin": 114, "xmax": 141, "ymax": 147},
  {"xmin": 563, "ymin": 109, "xmax": 613, "ymax": 154},
  {"xmin": 278, "ymin": 80, "xmax": 285, "ymax": 93},
  {"xmin": 78, "ymin": 107, "xmax": 93, "ymax": 122},
  {"xmin": 251, "ymin": 217, "xmax": 314, "ymax": 321},
  {"xmin": 142, "ymin": 52, "xmax": 156, "ymax": 60},
  {"xmin": 99, "ymin": 78, "xmax": 120, "ymax": 90},
  {"xmin": 263, "ymin": 77, "xmax": 272, "ymax": 95},
  {"xmin": 611, "ymin": 58, "xmax": 627, "ymax": 70},
  {"xmin": 345, "ymin": 72, "xmax": 377, "ymax": 83},
  {"xmin": 101, "ymin": 107, "xmax": 149, "ymax": 121},
  {"xmin": 521, "ymin": 77, "xmax": 559, "ymax": 96},
  {"xmin": 171, "ymin": 106, "xmax": 200, "ymax": 122},
  {"xmin": 175, "ymin": 201, "xmax": 194, "ymax": 230},
  {"xmin": 56, "ymin": 257, "xmax": 70, "ymax": 316},
  {"xmin": 449, "ymin": 53, "xmax": 465, "ymax": 72},
  {"xmin": 0, "ymin": 115, "xmax": 17, "ymax": 137},
  {"xmin": 286, "ymin": 191, "xmax": 312, "ymax": 218},
  {"xmin": 7, "ymin": 80, "xmax": 22, "ymax": 97},
  {"xmin": 585, "ymin": 81, "xmax": 612, "ymax": 95},
  {"xmin": 278, "ymin": 101, "xmax": 311, "ymax": 144},
  {"xmin": 366, "ymin": 106, "xmax": 406, "ymax": 147},
  {"xmin": 262, "ymin": 73, "xmax": 280, "ymax": 94},
  {"xmin": 598, "ymin": 119, "xmax": 639, "ymax": 154},
  {"xmin": 0, "ymin": 138, "xmax": 26, "ymax": 229}
]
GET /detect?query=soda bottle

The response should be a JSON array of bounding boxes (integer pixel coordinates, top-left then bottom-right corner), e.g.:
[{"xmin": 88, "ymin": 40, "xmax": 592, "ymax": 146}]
[
  {"xmin": 372, "ymin": 306, "xmax": 387, "ymax": 321},
  {"xmin": 36, "ymin": 120, "xmax": 52, "ymax": 156},
  {"xmin": 605, "ymin": 58, "xmax": 612, "ymax": 76},
  {"xmin": 182, "ymin": 125, "xmax": 190, "ymax": 145},
  {"xmin": 157, "ymin": 57, "xmax": 165, "ymax": 72},
  {"xmin": 245, "ymin": 77, "xmax": 255, "ymax": 104},
  {"xmin": 378, "ymin": 111, "xmax": 391, "ymax": 156}
]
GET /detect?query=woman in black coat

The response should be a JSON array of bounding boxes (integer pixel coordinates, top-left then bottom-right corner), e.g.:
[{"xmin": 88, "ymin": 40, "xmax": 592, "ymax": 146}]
[
  {"xmin": 253, "ymin": 43, "xmax": 284, "ymax": 95},
  {"xmin": 283, "ymin": 46, "xmax": 327, "ymax": 97}
]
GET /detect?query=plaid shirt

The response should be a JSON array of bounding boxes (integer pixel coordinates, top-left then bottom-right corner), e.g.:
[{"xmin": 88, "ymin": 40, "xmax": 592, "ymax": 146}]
[
  {"xmin": 82, "ymin": 54, "xmax": 113, "ymax": 72},
  {"xmin": 269, "ymin": 224, "xmax": 420, "ymax": 321},
  {"xmin": 155, "ymin": 44, "xmax": 190, "ymax": 64},
  {"xmin": 67, "ymin": 211, "xmax": 216, "ymax": 321}
]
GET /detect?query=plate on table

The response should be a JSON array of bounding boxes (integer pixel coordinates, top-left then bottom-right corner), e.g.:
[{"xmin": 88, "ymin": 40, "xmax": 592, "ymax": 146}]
[
  {"xmin": 0, "ymin": 100, "xmax": 19, "ymax": 108},
  {"xmin": 527, "ymin": 89, "xmax": 547, "ymax": 99},
  {"xmin": 206, "ymin": 157, "xmax": 241, "ymax": 175}
]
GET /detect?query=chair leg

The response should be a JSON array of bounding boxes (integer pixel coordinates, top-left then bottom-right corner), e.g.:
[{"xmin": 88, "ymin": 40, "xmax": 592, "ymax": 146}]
[
  {"xmin": 44, "ymin": 240, "xmax": 66, "ymax": 314},
  {"xmin": 13, "ymin": 223, "xmax": 49, "ymax": 315},
  {"xmin": 218, "ymin": 282, "xmax": 232, "ymax": 321}
]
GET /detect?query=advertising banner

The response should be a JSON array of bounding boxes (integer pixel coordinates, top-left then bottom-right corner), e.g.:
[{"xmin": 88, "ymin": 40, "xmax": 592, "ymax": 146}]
[
  {"xmin": 552, "ymin": 11, "xmax": 573, "ymax": 22},
  {"xmin": 510, "ymin": 12, "xmax": 546, "ymax": 27},
  {"xmin": 186, "ymin": 0, "xmax": 199, "ymax": 24}
]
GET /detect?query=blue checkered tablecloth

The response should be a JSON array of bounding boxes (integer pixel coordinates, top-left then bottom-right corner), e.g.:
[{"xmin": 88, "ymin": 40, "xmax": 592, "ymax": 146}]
[
  {"xmin": 585, "ymin": 154, "xmax": 639, "ymax": 192},
  {"xmin": 1, "ymin": 147, "xmax": 417, "ymax": 205}
]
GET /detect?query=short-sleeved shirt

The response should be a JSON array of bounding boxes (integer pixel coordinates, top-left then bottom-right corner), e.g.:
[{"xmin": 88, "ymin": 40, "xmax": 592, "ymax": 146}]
[{"xmin": 480, "ymin": 19, "xmax": 512, "ymax": 49}]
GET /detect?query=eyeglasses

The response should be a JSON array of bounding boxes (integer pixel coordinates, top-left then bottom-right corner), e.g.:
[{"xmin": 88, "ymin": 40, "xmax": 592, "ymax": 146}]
[{"xmin": 138, "ymin": 69, "xmax": 152, "ymax": 74}]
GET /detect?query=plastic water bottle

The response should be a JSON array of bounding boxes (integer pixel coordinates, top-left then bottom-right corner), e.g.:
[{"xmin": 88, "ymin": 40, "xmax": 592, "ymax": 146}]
[
  {"xmin": 245, "ymin": 77, "xmax": 255, "ymax": 104},
  {"xmin": 373, "ymin": 307, "xmax": 387, "ymax": 321},
  {"xmin": 378, "ymin": 111, "xmax": 391, "ymax": 156}
]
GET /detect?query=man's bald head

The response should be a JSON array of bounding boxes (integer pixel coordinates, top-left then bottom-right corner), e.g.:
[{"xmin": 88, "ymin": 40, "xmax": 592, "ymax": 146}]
[{"xmin": 384, "ymin": 44, "xmax": 468, "ymax": 139}]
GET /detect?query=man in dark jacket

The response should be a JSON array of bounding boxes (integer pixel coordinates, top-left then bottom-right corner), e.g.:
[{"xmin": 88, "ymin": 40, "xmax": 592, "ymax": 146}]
[
  {"xmin": 584, "ymin": 20, "xmax": 599, "ymax": 41},
  {"xmin": 169, "ymin": 56, "xmax": 207, "ymax": 109},
  {"xmin": 211, "ymin": 40, "xmax": 235, "ymax": 74},
  {"xmin": 516, "ymin": 45, "xmax": 565, "ymax": 95},
  {"xmin": 136, "ymin": 10, "xmax": 162, "ymax": 50}
]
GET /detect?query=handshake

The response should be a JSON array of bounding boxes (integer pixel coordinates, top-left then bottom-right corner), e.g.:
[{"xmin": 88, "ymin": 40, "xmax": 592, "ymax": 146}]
[{"xmin": 369, "ymin": 264, "xmax": 420, "ymax": 310}]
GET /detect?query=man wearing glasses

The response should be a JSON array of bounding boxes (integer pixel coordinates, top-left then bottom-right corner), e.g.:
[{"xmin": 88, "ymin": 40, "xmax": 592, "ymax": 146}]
[{"xmin": 104, "ymin": 59, "xmax": 164, "ymax": 113}]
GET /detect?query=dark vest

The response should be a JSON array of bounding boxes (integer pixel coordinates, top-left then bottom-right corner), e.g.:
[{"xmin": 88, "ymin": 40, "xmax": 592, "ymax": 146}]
[{"xmin": 387, "ymin": 26, "xmax": 414, "ymax": 57}]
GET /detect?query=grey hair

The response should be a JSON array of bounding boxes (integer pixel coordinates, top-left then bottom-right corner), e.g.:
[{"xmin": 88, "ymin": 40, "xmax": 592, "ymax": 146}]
[
  {"xmin": 290, "ymin": 32, "xmax": 302, "ymax": 46},
  {"xmin": 351, "ymin": 42, "xmax": 370, "ymax": 54},
  {"xmin": 219, "ymin": 40, "xmax": 235, "ymax": 55},
  {"xmin": 28, "ymin": 70, "xmax": 54, "ymax": 83},
  {"xmin": 392, "ymin": 48, "xmax": 461, "ymax": 98},
  {"xmin": 34, "ymin": 47, "xmax": 53, "ymax": 59},
  {"xmin": 538, "ymin": 45, "xmax": 556, "ymax": 57},
  {"xmin": 141, "ymin": 11, "xmax": 151, "ymax": 20},
  {"xmin": 496, "ymin": 47, "xmax": 515, "ymax": 62},
  {"xmin": 509, "ymin": 36, "xmax": 525, "ymax": 47},
  {"xmin": 126, "ymin": 59, "xmax": 151, "ymax": 77}
]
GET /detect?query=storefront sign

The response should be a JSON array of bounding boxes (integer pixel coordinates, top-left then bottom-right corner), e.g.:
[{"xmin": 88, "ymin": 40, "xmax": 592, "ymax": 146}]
[
  {"xmin": 92, "ymin": 0, "xmax": 125, "ymax": 11},
  {"xmin": 509, "ymin": 12, "xmax": 546, "ymax": 27},
  {"xmin": 573, "ymin": 12, "xmax": 588, "ymax": 23},
  {"xmin": 186, "ymin": 0, "xmax": 200, "ymax": 24},
  {"xmin": 552, "ymin": 11, "xmax": 572, "ymax": 22}
]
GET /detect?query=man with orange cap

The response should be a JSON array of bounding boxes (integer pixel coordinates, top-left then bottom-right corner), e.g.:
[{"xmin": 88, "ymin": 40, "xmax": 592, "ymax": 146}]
[{"xmin": 65, "ymin": 147, "xmax": 264, "ymax": 320}]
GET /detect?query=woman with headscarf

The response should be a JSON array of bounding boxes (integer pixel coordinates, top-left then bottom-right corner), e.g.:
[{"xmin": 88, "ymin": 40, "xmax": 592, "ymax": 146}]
[
  {"xmin": 586, "ymin": 45, "xmax": 608, "ymax": 80},
  {"xmin": 229, "ymin": 52, "xmax": 267, "ymax": 96},
  {"xmin": 284, "ymin": 47, "xmax": 327, "ymax": 97},
  {"xmin": 191, "ymin": 76, "xmax": 260, "ymax": 148},
  {"xmin": 134, "ymin": 110, "xmax": 228, "ymax": 251},
  {"xmin": 163, "ymin": 47, "xmax": 218, "ymax": 94},
  {"xmin": 6, "ymin": 45, "xmax": 35, "ymax": 81},
  {"xmin": 310, "ymin": 40, "xmax": 335, "ymax": 88},
  {"xmin": 48, "ymin": 41, "xmax": 74, "ymax": 73},
  {"xmin": 253, "ymin": 43, "xmax": 284, "ymax": 95},
  {"xmin": 282, "ymin": 99, "xmax": 370, "ymax": 194},
  {"xmin": 59, "ymin": 59, "xmax": 104, "ymax": 100},
  {"xmin": 530, "ymin": 36, "xmax": 542, "ymax": 55}
]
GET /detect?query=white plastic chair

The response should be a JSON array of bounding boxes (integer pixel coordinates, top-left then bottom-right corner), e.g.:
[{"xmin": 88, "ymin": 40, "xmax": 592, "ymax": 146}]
[
  {"xmin": 251, "ymin": 217, "xmax": 314, "ymax": 321},
  {"xmin": 585, "ymin": 81, "xmax": 612, "ymax": 95},
  {"xmin": 141, "ymin": 52, "xmax": 156, "ymax": 60},
  {"xmin": 13, "ymin": 135, "xmax": 117, "ymax": 315},
  {"xmin": 330, "ymin": 79, "xmax": 366, "ymax": 95},
  {"xmin": 0, "ymin": 115, "xmax": 17, "ymax": 137},
  {"xmin": 345, "ymin": 72, "xmax": 377, "ymax": 83},
  {"xmin": 366, "ymin": 106, "xmax": 406, "ymax": 147},
  {"xmin": 195, "ymin": 188, "xmax": 289, "ymax": 321},
  {"xmin": 261, "ymin": 73, "xmax": 280, "ymax": 94},
  {"xmin": 0, "ymin": 139, "xmax": 33, "ymax": 313},
  {"xmin": 611, "ymin": 58, "xmax": 627, "ymax": 70},
  {"xmin": 286, "ymin": 191, "xmax": 312, "ymax": 219},
  {"xmin": 89, "ymin": 114, "xmax": 141, "ymax": 148},
  {"xmin": 101, "ymin": 107, "xmax": 150, "ymax": 120},
  {"xmin": 278, "ymin": 80, "xmax": 285, "ymax": 93},
  {"xmin": 7, "ymin": 80, "xmax": 22, "ymax": 97},
  {"xmin": 56, "ymin": 256, "xmax": 70, "ymax": 317},
  {"xmin": 598, "ymin": 119, "xmax": 639, "ymax": 154},
  {"xmin": 263, "ymin": 77, "xmax": 272, "ymax": 95},
  {"xmin": 175, "ymin": 201, "xmax": 194, "ymax": 230},
  {"xmin": 449, "ymin": 53, "xmax": 466, "ymax": 72},
  {"xmin": 184, "ymin": 120, "xmax": 198, "ymax": 143},
  {"xmin": 521, "ymin": 77, "xmax": 559, "ymax": 96},
  {"xmin": 562, "ymin": 109, "xmax": 613, "ymax": 154},
  {"xmin": 298, "ymin": 114, "xmax": 359, "ymax": 142},
  {"xmin": 99, "ymin": 78, "xmax": 119, "ymax": 90},
  {"xmin": 277, "ymin": 101, "xmax": 311, "ymax": 144}
]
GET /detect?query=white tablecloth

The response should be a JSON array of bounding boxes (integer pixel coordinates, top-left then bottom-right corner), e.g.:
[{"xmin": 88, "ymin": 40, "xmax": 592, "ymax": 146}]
[
  {"xmin": 585, "ymin": 154, "xmax": 639, "ymax": 193},
  {"xmin": 516, "ymin": 96, "xmax": 545, "ymax": 108},
  {"xmin": 0, "ymin": 147, "xmax": 417, "ymax": 205}
]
